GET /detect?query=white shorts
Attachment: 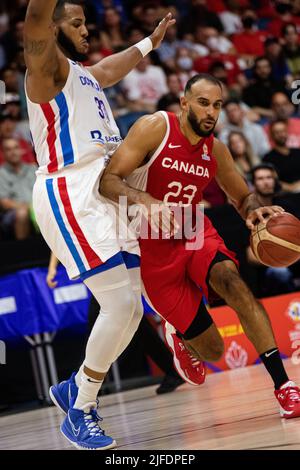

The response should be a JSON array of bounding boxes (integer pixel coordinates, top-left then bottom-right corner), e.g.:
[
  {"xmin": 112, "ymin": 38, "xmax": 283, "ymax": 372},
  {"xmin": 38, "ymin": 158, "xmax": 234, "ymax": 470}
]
[{"xmin": 33, "ymin": 159, "xmax": 139, "ymax": 279}]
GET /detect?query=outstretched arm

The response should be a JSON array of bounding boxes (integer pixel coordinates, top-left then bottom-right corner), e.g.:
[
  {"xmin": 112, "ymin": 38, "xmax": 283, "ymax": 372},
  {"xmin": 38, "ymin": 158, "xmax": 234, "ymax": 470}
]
[
  {"xmin": 213, "ymin": 140, "xmax": 284, "ymax": 229},
  {"xmin": 88, "ymin": 13, "xmax": 175, "ymax": 88}
]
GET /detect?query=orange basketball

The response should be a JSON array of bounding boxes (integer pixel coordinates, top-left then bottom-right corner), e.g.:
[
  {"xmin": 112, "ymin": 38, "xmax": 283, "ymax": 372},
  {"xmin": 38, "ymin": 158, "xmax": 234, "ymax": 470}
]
[{"xmin": 250, "ymin": 212, "xmax": 300, "ymax": 267}]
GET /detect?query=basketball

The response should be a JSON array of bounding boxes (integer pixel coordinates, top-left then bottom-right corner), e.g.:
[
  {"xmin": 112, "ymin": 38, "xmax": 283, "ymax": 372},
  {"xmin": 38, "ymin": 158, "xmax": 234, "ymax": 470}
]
[{"xmin": 250, "ymin": 212, "xmax": 300, "ymax": 268}]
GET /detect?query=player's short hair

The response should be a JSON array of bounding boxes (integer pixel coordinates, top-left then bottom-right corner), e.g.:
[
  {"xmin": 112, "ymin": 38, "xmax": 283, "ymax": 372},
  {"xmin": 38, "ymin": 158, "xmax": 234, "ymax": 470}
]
[
  {"xmin": 184, "ymin": 74, "xmax": 222, "ymax": 95},
  {"xmin": 53, "ymin": 0, "xmax": 84, "ymax": 22}
]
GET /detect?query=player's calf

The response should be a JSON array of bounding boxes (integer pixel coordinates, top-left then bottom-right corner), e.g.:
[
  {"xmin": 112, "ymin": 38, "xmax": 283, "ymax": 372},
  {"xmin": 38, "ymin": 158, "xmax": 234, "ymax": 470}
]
[{"xmin": 185, "ymin": 324, "xmax": 224, "ymax": 362}]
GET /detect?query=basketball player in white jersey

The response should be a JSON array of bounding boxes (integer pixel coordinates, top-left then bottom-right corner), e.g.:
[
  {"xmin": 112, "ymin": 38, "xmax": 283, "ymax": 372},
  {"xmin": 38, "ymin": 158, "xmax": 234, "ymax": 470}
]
[{"xmin": 24, "ymin": 0, "xmax": 175, "ymax": 450}]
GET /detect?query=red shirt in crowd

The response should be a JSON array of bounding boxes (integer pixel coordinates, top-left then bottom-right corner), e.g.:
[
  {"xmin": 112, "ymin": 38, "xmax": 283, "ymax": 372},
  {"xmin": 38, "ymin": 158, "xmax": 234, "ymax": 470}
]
[
  {"xmin": 232, "ymin": 30, "xmax": 269, "ymax": 56},
  {"xmin": 193, "ymin": 53, "xmax": 241, "ymax": 86},
  {"xmin": 267, "ymin": 17, "xmax": 300, "ymax": 36}
]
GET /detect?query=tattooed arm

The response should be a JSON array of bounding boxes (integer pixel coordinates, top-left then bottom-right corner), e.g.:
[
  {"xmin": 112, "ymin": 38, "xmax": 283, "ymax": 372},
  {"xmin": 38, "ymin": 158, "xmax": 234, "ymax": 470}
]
[{"xmin": 24, "ymin": 1, "xmax": 68, "ymax": 103}]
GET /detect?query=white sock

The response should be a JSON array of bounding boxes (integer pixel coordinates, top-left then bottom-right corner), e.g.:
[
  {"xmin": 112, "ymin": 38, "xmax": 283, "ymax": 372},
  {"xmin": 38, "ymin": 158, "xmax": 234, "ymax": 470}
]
[
  {"xmin": 75, "ymin": 365, "xmax": 84, "ymax": 388},
  {"xmin": 73, "ymin": 370, "xmax": 104, "ymax": 410}
]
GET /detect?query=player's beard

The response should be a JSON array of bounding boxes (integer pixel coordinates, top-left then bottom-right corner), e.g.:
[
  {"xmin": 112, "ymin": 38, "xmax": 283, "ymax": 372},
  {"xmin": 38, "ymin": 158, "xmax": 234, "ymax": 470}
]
[
  {"xmin": 57, "ymin": 28, "xmax": 89, "ymax": 62},
  {"xmin": 187, "ymin": 107, "xmax": 217, "ymax": 137}
]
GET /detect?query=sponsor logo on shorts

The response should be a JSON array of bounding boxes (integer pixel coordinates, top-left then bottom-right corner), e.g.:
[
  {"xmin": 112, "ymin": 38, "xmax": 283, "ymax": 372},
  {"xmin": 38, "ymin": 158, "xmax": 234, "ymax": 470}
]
[{"xmin": 287, "ymin": 301, "xmax": 300, "ymax": 322}]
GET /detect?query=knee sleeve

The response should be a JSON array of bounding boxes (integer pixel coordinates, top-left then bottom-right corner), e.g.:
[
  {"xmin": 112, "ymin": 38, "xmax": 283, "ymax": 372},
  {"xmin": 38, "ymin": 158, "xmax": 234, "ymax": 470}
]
[{"xmin": 83, "ymin": 266, "xmax": 138, "ymax": 372}]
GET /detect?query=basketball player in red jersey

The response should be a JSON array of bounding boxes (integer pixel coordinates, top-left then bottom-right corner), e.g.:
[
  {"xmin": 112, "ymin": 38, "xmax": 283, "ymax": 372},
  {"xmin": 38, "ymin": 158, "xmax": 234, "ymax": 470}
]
[{"xmin": 101, "ymin": 74, "xmax": 300, "ymax": 419}]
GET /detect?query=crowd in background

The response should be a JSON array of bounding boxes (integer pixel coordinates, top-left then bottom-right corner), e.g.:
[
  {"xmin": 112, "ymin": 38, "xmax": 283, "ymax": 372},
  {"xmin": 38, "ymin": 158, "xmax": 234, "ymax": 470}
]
[{"xmin": 0, "ymin": 0, "xmax": 300, "ymax": 293}]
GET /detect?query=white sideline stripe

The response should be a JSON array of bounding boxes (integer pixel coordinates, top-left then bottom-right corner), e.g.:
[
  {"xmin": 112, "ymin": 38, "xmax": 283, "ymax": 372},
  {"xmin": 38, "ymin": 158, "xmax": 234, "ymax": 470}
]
[
  {"xmin": 54, "ymin": 284, "xmax": 88, "ymax": 304},
  {"xmin": 0, "ymin": 297, "xmax": 17, "ymax": 316}
]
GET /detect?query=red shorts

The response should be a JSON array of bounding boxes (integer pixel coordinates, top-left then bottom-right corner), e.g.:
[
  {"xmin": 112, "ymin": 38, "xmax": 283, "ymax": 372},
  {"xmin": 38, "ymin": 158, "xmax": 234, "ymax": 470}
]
[{"xmin": 140, "ymin": 215, "xmax": 238, "ymax": 334}]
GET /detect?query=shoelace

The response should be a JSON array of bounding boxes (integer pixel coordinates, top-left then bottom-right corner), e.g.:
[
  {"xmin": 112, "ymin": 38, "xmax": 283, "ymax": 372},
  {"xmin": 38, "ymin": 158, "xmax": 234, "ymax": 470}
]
[
  {"xmin": 84, "ymin": 413, "xmax": 105, "ymax": 437},
  {"xmin": 80, "ymin": 401, "xmax": 105, "ymax": 437},
  {"xmin": 178, "ymin": 342, "xmax": 201, "ymax": 367},
  {"xmin": 286, "ymin": 387, "xmax": 300, "ymax": 402}
]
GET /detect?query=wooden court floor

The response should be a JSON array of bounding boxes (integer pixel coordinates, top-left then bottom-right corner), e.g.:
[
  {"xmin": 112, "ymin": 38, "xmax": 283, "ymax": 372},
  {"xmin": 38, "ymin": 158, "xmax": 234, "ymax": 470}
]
[{"xmin": 1, "ymin": 359, "xmax": 300, "ymax": 450}]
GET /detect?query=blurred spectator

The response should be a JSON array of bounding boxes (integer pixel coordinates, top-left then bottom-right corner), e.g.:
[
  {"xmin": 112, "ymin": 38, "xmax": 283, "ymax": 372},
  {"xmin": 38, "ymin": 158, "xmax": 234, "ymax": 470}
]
[
  {"xmin": 267, "ymin": 0, "xmax": 300, "ymax": 37},
  {"xmin": 251, "ymin": 163, "xmax": 281, "ymax": 206},
  {"xmin": 227, "ymin": 131, "xmax": 259, "ymax": 180},
  {"xmin": 246, "ymin": 163, "xmax": 297, "ymax": 296},
  {"xmin": 218, "ymin": 99, "xmax": 271, "ymax": 158},
  {"xmin": 231, "ymin": 9, "xmax": 268, "ymax": 66},
  {"xmin": 174, "ymin": 47, "xmax": 197, "ymax": 89},
  {"xmin": 1, "ymin": 66, "xmax": 20, "ymax": 93},
  {"xmin": 208, "ymin": 61, "xmax": 247, "ymax": 94},
  {"xmin": 203, "ymin": 27, "xmax": 236, "ymax": 55},
  {"xmin": 0, "ymin": 137, "xmax": 36, "ymax": 240},
  {"xmin": 156, "ymin": 24, "xmax": 191, "ymax": 70},
  {"xmin": 264, "ymin": 36, "xmax": 293, "ymax": 85},
  {"xmin": 180, "ymin": 0, "xmax": 224, "ymax": 35},
  {"xmin": 263, "ymin": 119, "xmax": 300, "ymax": 193},
  {"xmin": 194, "ymin": 50, "xmax": 242, "ymax": 90},
  {"xmin": 1, "ymin": 17, "xmax": 25, "ymax": 66},
  {"xmin": 282, "ymin": 22, "xmax": 300, "ymax": 78},
  {"xmin": 157, "ymin": 94, "xmax": 181, "ymax": 113},
  {"xmin": 157, "ymin": 73, "xmax": 182, "ymax": 112},
  {"xmin": 3, "ymin": 92, "xmax": 31, "ymax": 143},
  {"xmin": 121, "ymin": 56, "xmax": 168, "ymax": 113},
  {"xmin": 242, "ymin": 56, "xmax": 287, "ymax": 120},
  {"xmin": 264, "ymin": 92, "xmax": 300, "ymax": 148},
  {"xmin": 166, "ymin": 73, "xmax": 182, "ymax": 96},
  {"xmin": 133, "ymin": 4, "xmax": 160, "ymax": 36},
  {"xmin": 0, "ymin": 112, "xmax": 36, "ymax": 165},
  {"xmin": 192, "ymin": 26, "xmax": 210, "ymax": 57},
  {"xmin": 126, "ymin": 26, "xmax": 145, "ymax": 47},
  {"xmin": 89, "ymin": 0, "xmax": 126, "ymax": 25},
  {"xmin": 99, "ymin": 7, "xmax": 126, "ymax": 51},
  {"xmin": 219, "ymin": 0, "xmax": 242, "ymax": 35},
  {"xmin": 0, "ymin": 4, "xmax": 9, "ymax": 37},
  {"xmin": 87, "ymin": 28, "xmax": 113, "ymax": 58},
  {"xmin": 0, "ymin": 65, "xmax": 27, "ymax": 119}
]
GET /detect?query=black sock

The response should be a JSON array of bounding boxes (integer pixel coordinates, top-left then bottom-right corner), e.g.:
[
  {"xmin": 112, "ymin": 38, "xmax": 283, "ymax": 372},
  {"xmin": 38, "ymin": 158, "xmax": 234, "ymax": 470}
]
[{"xmin": 259, "ymin": 348, "xmax": 289, "ymax": 390}]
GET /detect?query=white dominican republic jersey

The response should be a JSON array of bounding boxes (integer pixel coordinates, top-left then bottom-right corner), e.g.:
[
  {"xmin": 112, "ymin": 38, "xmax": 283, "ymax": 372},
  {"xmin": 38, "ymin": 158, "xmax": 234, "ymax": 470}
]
[
  {"xmin": 27, "ymin": 59, "xmax": 139, "ymax": 280},
  {"xmin": 26, "ymin": 59, "xmax": 122, "ymax": 175}
]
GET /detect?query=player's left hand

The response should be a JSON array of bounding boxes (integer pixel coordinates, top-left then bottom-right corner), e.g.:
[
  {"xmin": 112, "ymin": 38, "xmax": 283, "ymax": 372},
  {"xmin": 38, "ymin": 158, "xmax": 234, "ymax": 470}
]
[
  {"xmin": 246, "ymin": 205, "xmax": 285, "ymax": 230},
  {"xmin": 46, "ymin": 267, "xmax": 58, "ymax": 289},
  {"xmin": 150, "ymin": 13, "xmax": 176, "ymax": 49}
]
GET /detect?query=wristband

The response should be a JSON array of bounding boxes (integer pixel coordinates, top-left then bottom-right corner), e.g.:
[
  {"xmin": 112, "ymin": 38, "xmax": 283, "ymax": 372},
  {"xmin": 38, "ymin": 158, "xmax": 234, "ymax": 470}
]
[{"xmin": 135, "ymin": 37, "xmax": 153, "ymax": 57}]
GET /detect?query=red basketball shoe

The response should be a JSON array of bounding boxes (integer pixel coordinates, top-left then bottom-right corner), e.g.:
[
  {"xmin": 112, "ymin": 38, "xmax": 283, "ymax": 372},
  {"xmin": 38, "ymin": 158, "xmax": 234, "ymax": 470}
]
[
  {"xmin": 274, "ymin": 381, "xmax": 300, "ymax": 419},
  {"xmin": 163, "ymin": 321, "xmax": 206, "ymax": 386}
]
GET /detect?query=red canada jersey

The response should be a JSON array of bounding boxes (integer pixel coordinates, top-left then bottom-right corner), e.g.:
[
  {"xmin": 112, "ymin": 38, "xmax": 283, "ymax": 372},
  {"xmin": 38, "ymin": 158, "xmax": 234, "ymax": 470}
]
[{"xmin": 127, "ymin": 111, "xmax": 218, "ymax": 210}]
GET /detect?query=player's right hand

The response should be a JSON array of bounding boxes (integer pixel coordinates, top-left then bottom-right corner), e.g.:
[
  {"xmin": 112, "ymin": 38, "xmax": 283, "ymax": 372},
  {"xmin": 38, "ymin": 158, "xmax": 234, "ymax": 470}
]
[
  {"xmin": 46, "ymin": 268, "xmax": 58, "ymax": 289},
  {"xmin": 140, "ymin": 194, "xmax": 180, "ymax": 238}
]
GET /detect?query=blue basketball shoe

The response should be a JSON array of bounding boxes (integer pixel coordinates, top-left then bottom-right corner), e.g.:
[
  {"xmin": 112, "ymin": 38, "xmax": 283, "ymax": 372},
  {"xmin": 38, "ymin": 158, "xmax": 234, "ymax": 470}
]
[
  {"xmin": 49, "ymin": 372, "xmax": 78, "ymax": 414},
  {"xmin": 61, "ymin": 403, "xmax": 116, "ymax": 450}
]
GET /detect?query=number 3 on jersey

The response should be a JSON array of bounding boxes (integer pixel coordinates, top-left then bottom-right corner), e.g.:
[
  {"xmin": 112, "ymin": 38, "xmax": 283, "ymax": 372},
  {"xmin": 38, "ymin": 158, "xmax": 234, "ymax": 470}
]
[
  {"xmin": 164, "ymin": 181, "xmax": 198, "ymax": 206},
  {"xmin": 94, "ymin": 97, "xmax": 109, "ymax": 121}
]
